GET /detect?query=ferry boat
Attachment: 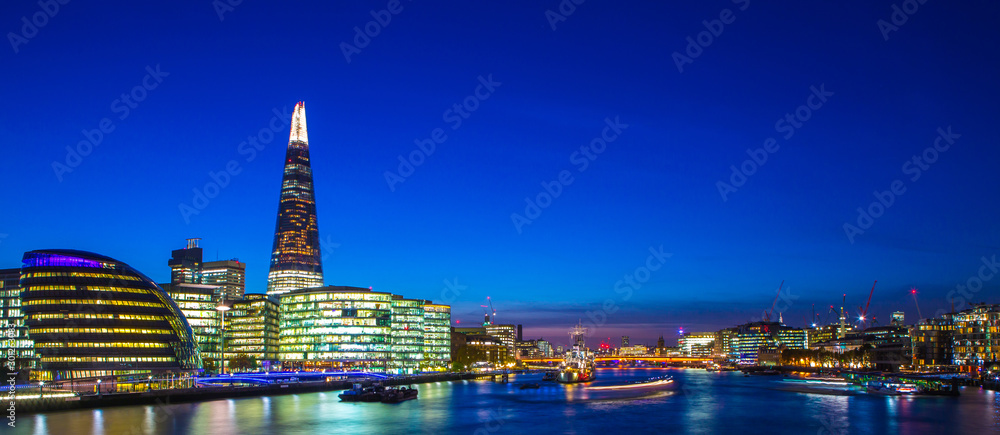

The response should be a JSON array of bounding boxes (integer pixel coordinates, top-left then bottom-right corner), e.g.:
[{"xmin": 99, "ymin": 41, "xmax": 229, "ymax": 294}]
[{"xmin": 557, "ymin": 323, "xmax": 596, "ymax": 384}]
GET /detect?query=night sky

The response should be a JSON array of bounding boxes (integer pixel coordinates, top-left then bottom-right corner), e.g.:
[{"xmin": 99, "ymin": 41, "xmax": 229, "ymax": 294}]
[{"xmin": 2, "ymin": 1, "xmax": 999, "ymax": 347}]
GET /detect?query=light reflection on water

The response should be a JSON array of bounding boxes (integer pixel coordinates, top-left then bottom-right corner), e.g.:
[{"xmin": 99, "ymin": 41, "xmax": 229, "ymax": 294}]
[{"xmin": 11, "ymin": 369, "xmax": 999, "ymax": 434}]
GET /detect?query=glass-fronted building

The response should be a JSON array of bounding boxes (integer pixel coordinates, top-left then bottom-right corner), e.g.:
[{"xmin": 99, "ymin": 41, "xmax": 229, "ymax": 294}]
[
  {"xmin": 227, "ymin": 294, "xmax": 279, "ymax": 368},
  {"xmin": 733, "ymin": 321, "xmax": 806, "ymax": 366},
  {"xmin": 389, "ymin": 297, "xmax": 424, "ymax": 374},
  {"xmin": 267, "ymin": 102, "xmax": 325, "ymax": 297},
  {"xmin": 423, "ymin": 303, "xmax": 452, "ymax": 370},
  {"xmin": 0, "ymin": 268, "xmax": 35, "ymax": 371},
  {"xmin": 952, "ymin": 304, "xmax": 1000, "ymax": 372},
  {"xmin": 164, "ymin": 283, "xmax": 222, "ymax": 362},
  {"xmin": 911, "ymin": 316, "xmax": 954, "ymax": 369},
  {"xmin": 279, "ymin": 286, "xmax": 392, "ymax": 370},
  {"xmin": 20, "ymin": 250, "xmax": 201, "ymax": 380}
]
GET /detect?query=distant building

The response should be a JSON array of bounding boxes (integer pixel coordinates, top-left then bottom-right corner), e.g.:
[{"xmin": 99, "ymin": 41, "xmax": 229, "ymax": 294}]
[
  {"xmin": 952, "ymin": 304, "xmax": 1000, "ymax": 372},
  {"xmin": 619, "ymin": 345, "xmax": 649, "ymax": 357},
  {"xmin": 861, "ymin": 326, "xmax": 911, "ymax": 372},
  {"xmin": 891, "ymin": 311, "xmax": 905, "ymax": 326},
  {"xmin": 556, "ymin": 345, "xmax": 564, "ymax": 355},
  {"xmin": 910, "ymin": 316, "xmax": 953, "ymax": 370},
  {"xmin": 733, "ymin": 322, "xmax": 806, "ymax": 366},
  {"xmin": 452, "ymin": 333, "xmax": 512, "ymax": 370},
  {"xmin": 486, "ymin": 324, "xmax": 517, "ymax": 352},
  {"xmin": 226, "ymin": 294, "xmax": 279, "ymax": 369},
  {"xmin": 514, "ymin": 339, "xmax": 542, "ymax": 359},
  {"xmin": 621, "ymin": 335, "xmax": 630, "ymax": 348},
  {"xmin": 167, "ymin": 239, "xmax": 245, "ymax": 302},
  {"xmin": 266, "ymin": 102, "xmax": 325, "ymax": 297},
  {"xmin": 537, "ymin": 339, "xmax": 553, "ymax": 357},
  {"xmin": 21, "ymin": 250, "xmax": 201, "ymax": 380},
  {"xmin": 202, "ymin": 260, "xmax": 246, "ymax": 302},
  {"xmin": 0, "ymin": 268, "xmax": 35, "ymax": 371},
  {"xmin": 678, "ymin": 332, "xmax": 715, "ymax": 357},
  {"xmin": 714, "ymin": 328, "xmax": 737, "ymax": 361}
]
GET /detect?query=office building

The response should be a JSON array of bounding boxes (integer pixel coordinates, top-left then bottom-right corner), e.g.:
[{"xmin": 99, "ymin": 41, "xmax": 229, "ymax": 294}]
[
  {"xmin": 164, "ymin": 283, "xmax": 223, "ymax": 363},
  {"xmin": 678, "ymin": 332, "xmax": 716, "ymax": 357},
  {"xmin": 389, "ymin": 297, "xmax": 424, "ymax": 374},
  {"xmin": 485, "ymin": 324, "xmax": 517, "ymax": 351},
  {"xmin": 423, "ymin": 303, "xmax": 452, "ymax": 370},
  {"xmin": 910, "ymin": 316, "xmax": 954, "ymax": 370},
  {"xmin": 621, "ymin": 335, "xmax": 629, "ymax": 348},
  {"xmin": 202, "ymin": 259, "xmax": 246, "ymax": 302},
  {"xmin": 267, "ymin": 102, "xmax": 325, "ymax": 297},
  {"xmin": 279, "ymin": 286, "xmax": 392, "ymax": 371},
  {"xmin": 537, "ymin": 339, "xmax": 553, "ymax": 357},
  {"xmin": 0, "ymin": 268, "xmax": 35, "ymax": 370},
  {"xmin": 226, "ymin": 294, "xmax": 280, "ymax": 369},
  {"xmin": 21, "ymin": 250, "xmax": 201, "ymax": 380},
  {"xmin": 952, "ymin": 304, "xmax": 1000, "ymax": 372}
]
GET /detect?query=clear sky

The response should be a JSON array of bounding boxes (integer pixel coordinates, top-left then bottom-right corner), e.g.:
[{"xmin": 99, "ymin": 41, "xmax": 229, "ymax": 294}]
[{"xmin": 2, "ymin": 1, "xmax": 999, "ymax": 347}]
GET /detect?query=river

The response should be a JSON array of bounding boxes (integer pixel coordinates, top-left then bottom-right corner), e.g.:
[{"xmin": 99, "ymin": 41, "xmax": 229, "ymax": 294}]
[{"xmin": 10, "ymin": 369, "xmax": 999, "ymax": 434}]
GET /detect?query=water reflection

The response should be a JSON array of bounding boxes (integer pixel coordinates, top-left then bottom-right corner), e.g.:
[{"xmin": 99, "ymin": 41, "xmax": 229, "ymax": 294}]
[{"xmin": 11, "ymin": 370, "xmax": 998, "ymax": 435}]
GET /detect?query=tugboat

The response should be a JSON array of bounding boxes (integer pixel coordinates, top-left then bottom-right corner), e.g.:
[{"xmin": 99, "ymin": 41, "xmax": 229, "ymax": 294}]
[
  {"xmin": 557, "ymin": 323, "xmax": 596, "ymax": 384},
  {"xmin": 339, "ymin": 383, "xmax": 383, "ymax": 402}
]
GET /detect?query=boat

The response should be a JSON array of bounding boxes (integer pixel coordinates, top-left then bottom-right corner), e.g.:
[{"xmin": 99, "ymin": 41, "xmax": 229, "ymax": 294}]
[
  {"xmin": 865, "ymin": 381, "xmax": 901, "ymax": 396},
  {"xmin": 519, "ymin": 383, "xmax": 541, "ymax": 390},
  {"xmin": 339, "ymin": 383, "xmax": 382, "ymax": 402},
  {"xmin": 557, "ymin": 323, "xmax": 596, "ymax": 384},
  {"xmin": 380, "ymin": 386, "xmax": 418, "ymax": 403},
  {"xmin": 542, "ymin": 371, "xmax": 557, "ymax": 382},
  {"xmin": 586, "ymin": 376, "xmax": 674, "ymax": 391}
]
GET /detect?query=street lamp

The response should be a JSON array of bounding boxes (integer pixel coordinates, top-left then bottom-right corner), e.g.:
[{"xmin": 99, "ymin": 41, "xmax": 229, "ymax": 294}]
[
  {"xmin": 38, "ymin": 381, "xmax": 43, "ymax": 397},
  {"xmin": 216, "ymin": 303, "xmax": 231, "ymax": 375},
  {"xmin": 148, "ymin": 375, "xmax": 153, "ymax": 392},
  {"xmin": 97, "ymin": 379, "xmax": 101, "ymax": 395}
]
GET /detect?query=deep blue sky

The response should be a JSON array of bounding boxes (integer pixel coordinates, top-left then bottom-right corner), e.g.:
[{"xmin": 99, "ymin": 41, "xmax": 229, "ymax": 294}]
[{"xmin": 2, "ymin": 1, "xmax": 999, "ymax": 346}]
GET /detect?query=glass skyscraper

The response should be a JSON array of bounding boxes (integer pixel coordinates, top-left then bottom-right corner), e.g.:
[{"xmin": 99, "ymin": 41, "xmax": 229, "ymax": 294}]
[{"xmin": 267, "ymin": 101, "xmax": 324, "ymax": 297}]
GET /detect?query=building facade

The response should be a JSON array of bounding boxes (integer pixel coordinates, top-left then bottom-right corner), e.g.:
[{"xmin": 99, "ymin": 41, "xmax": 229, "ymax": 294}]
[
  {"xmin": 279, "ymin": 287, "xmax": 392, "ymax": 371},
  {"xmin": 0, "ymin": 268, "xmax": 35, "ymax": 371},
  {"xmin": 389, "ymin": 297, "xmax": 424, "ymax": 374},
  {"xmin": 21, "ymin": 250, "xmax": 201, "ymax": 380},
  {"xmin": 267, "ymin": 102, "xmax": 325, "ymax": 297},
  {"xmin": 485, "ymin": 324, "xmax": 516, "ymax": 352},
  {"xmin": 164, "ymin": 283, "xmax": 223, "ymax": 363},
  {"xmin": 910, "ymin": 316, "xmax": 954, "ymax": 370},
  {"xmin": 202, "ymin": 260, "xmax": 246, "ymax": 302},
  {"xmin": 226, "ymin": 294, "xmax": 280, "ymax": 369},
  {"xmin": 679, "ymin": 332, "xmax": 716, "ymax": 357},
  {"xmin": 733, "ymin": 322, "xmax": 807, "ymax": 366},
  {"xmin": 952, "ymin": 304, "xmax": 1000, "ymax": 372},
  {"xmin": 423, "ymin": 303, "xmax": 452, "ymax": 370}
]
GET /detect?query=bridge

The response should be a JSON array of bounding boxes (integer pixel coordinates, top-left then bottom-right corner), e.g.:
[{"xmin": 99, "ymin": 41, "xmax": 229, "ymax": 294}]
[{"xmin": 520, "ymin": 356, "xmax": 711, "ymax": 364}]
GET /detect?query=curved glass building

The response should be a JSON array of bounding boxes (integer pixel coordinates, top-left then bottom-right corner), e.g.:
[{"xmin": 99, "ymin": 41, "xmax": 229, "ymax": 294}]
[
  {"xmin": 20, "ymin": 249, "xmax": 202, "ymax": 379},
  {"xmin": 279, "ymin": 286, "xmax": 392, "ymax": 371}
]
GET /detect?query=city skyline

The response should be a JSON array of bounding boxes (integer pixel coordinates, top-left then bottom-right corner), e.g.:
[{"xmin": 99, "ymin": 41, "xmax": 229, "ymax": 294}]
[{"xmin": 3, "ymin": 1, "xmax": 1000, "ymax": 346}]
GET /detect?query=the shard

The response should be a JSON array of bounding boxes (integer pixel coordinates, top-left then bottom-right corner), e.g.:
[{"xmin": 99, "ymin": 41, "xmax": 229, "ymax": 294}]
[{"xmin": 266, "ymin": 101, "xmax": 324, "ymax": 297}]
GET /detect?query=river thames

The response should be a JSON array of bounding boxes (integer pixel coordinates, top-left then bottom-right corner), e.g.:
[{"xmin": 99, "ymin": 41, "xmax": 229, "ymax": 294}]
[{"xmin": 11, "ymin": 369, "xmax": 999, "ymax": 434}]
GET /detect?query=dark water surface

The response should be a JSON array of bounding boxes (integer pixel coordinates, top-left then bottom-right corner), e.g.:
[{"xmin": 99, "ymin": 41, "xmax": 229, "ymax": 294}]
[{"xmin": 12, "ymin": 369, "xmax": 1000, "ymax": 434}]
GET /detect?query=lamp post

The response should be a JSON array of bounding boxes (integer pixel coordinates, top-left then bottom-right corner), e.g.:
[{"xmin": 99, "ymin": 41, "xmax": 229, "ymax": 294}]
[
  {"xmin": 38, "ymin": 381, "xmax": 43, "ymax": 398},
  {"xmin": 216, "ymin": 303, "xmax": 231, "ymax": 375}
]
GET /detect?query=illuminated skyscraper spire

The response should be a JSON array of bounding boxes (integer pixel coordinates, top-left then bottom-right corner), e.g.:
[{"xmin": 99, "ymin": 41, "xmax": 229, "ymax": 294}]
[{"xmin": 266, "ymin": 101, "xmax": 324, "ymax": 297}]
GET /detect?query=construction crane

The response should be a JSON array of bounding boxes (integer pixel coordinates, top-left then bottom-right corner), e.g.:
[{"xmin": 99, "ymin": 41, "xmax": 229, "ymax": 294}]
[
  {"xmin": 487, "ymin": 296, "xmax": 497, "ymax": 323},
  {"xmin": 856, "ymin": 280, "xmax": 877, "ymax": 328},
  {"xmin": 764, "ymin": 280, "xmax": 784, "ymax": 322},
  {"xmin": 911, "ymin": 288, "xmax": 923, "ymax": 320}
]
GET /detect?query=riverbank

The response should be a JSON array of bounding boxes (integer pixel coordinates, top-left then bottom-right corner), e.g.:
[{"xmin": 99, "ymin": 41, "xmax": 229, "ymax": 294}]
[{"xmin": 14, "ymin": 372, "xmax": 493, "ymax": 414}]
